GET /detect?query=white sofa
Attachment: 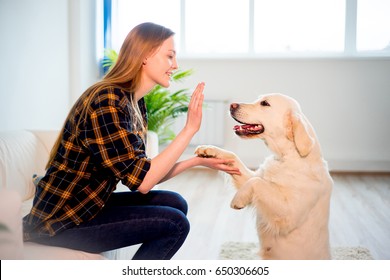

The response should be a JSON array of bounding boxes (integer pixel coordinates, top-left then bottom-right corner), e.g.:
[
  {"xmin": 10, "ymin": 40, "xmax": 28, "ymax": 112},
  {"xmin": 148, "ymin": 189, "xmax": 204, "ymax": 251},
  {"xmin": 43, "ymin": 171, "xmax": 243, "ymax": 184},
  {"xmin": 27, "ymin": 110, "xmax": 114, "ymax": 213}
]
[{"xmin": 0, "ymin": 130, "xmax": 158, "ymax": 260}]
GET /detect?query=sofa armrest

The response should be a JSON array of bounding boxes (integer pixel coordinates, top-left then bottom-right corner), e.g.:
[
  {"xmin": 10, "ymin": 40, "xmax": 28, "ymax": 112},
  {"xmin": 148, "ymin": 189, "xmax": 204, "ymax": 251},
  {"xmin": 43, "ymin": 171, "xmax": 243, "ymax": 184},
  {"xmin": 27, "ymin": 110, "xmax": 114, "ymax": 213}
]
[{"xmin": 0, "ymin": 189, "xmax": 24, "ymax": 259}]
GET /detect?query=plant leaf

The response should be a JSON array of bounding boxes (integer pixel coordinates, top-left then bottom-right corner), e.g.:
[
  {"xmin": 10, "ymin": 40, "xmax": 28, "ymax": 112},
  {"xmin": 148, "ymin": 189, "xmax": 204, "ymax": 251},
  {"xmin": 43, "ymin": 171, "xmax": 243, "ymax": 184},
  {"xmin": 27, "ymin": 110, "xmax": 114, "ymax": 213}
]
[{"xmin": 102, "ymin": 49, "xmax": 119, "ymax": 70}]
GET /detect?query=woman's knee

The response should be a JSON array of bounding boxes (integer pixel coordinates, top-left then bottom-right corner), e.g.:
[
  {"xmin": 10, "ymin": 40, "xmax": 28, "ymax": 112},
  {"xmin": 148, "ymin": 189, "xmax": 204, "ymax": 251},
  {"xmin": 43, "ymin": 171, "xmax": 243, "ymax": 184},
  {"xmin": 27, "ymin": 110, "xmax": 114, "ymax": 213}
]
[
  {"xmin": 154, "ymin": 191, "xmax": 188, "ymax": 215},
  {"xmin": 169, "ymin": 192, "xmax": 188, "ymax": 215},
  {"xmin": 167, "ymin": 207, "xmax": 190, "ymax": 237}
]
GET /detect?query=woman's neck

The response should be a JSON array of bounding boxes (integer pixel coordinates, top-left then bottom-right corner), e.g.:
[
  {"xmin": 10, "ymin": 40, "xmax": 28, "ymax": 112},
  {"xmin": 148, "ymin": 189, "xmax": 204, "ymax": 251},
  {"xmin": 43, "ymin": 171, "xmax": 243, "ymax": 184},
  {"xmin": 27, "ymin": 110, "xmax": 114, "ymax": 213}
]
[{"xmin": 135, "ymin": 76, "xmax": 156, "ymax": 101}]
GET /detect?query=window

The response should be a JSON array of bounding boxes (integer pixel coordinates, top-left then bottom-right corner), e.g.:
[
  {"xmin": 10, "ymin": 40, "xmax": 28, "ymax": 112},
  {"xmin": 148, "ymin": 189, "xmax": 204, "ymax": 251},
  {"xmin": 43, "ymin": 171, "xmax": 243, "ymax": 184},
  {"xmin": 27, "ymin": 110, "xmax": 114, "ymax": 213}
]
[
  {"xmin": 110, "ymin": 0, "xmax": 181, "ymax": 52},
  {"xmin": 253, "ymin": 0, "xmax": 345, "ymax": 53},
  {"xmin": 185, "ymin": 0, "xmax": 249, "ymax": 54},
  {"xmin": 101, "ymin": 0, "xmax": 390, "ymax": 58},
  {"xmin": 357, "ymin": 0, "xmax": 390, "ymax": 52}
]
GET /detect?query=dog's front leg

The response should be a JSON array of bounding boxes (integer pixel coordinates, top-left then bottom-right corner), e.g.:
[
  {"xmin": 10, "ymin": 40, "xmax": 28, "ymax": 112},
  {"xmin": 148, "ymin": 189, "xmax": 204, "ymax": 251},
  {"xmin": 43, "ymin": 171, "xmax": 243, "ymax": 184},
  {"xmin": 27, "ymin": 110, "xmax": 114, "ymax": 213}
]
[
  {"xmin": 195, "ymin": 145, "xmax": 255, "ymax": 189},
  {"xmin": 230, "ymin": 178, "xmax": 257, "ymax": 209}
]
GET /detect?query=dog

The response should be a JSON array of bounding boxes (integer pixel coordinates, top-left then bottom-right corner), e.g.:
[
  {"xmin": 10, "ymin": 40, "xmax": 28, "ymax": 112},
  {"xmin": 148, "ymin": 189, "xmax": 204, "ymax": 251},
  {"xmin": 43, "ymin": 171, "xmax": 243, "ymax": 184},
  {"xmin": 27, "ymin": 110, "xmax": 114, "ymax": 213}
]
[{"xmin": 195, "ymin": 93, "xmax": 333, "ymax": 260}]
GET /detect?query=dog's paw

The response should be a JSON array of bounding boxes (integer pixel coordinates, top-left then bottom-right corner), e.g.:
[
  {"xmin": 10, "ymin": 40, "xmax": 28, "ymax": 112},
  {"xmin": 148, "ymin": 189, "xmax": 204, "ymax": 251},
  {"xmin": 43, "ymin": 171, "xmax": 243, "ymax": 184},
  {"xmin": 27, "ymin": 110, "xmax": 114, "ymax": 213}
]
[
  {"xmin": 194, "ymin": 145, "xmax": 220, "ymax": 158},
  {"xmin": 230, "ymin": 188, "xmax": 253, "ymax": 210},
  {"xmin": 230, "ymin": 196, "xmax": 246, "ymax": 210},
  {"xmin": 195, "ymin": 145, "xmax": 236, "ymax": 161}
]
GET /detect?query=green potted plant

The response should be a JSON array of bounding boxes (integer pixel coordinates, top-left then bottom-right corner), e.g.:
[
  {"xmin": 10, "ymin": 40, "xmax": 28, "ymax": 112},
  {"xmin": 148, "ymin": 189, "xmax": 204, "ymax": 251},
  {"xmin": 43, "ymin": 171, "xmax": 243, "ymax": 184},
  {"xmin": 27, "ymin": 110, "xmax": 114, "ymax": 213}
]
[{"xmin": 102, "ymin": 49, "xmax": 193, "ymax": 148}]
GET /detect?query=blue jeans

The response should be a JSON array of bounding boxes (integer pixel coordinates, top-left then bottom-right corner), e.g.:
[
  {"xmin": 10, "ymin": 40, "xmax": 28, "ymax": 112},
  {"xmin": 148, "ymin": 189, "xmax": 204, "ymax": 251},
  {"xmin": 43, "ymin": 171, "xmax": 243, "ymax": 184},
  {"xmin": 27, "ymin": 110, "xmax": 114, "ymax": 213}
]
[{"xmin": 30, "ymin": 190, "xmax": 190, "ymax": 260}]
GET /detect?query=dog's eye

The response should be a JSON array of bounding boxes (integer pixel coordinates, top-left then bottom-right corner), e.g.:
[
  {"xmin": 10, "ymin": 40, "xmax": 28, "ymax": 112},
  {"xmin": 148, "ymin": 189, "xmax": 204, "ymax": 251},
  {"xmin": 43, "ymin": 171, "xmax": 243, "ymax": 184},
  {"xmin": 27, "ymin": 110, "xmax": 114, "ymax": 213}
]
[{"xmin": 260, "ymin": 100, "xmax": 270, "ymax": 107}]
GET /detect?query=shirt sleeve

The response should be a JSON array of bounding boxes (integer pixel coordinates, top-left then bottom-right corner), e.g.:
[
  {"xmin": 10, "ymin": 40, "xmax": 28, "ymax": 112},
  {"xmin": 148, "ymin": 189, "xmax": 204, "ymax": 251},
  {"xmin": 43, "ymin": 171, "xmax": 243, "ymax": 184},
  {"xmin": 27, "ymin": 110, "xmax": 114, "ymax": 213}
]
[{"xmin": 81, "ymin": 89, "xmax": 151, "ymax": 191}]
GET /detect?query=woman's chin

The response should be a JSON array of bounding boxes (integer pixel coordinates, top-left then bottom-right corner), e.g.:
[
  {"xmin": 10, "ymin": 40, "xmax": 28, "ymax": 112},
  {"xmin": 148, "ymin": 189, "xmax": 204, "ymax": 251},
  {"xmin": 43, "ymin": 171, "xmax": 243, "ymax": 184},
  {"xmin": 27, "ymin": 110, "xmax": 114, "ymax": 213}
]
[{"xmin": 159, "ymin": 80, "xmax": 171, "ymax": 88}]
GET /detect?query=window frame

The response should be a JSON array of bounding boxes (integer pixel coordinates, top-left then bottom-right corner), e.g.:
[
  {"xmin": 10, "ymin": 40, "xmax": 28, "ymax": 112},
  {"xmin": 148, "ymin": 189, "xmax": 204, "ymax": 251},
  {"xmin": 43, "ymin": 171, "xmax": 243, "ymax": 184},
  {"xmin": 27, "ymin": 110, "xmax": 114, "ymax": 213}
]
[{"xmin": 99, "ymin": 0, "xmax": 390, "ymax": 60}]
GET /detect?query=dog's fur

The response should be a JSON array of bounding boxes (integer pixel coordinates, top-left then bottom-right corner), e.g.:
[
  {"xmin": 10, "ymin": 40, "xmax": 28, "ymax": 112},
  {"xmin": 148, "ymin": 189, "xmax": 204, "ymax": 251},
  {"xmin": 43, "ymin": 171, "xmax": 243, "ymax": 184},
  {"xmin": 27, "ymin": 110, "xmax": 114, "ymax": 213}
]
[{"xmin": 195, "ymin": 93, "xmax": 333, "ymax": 260}]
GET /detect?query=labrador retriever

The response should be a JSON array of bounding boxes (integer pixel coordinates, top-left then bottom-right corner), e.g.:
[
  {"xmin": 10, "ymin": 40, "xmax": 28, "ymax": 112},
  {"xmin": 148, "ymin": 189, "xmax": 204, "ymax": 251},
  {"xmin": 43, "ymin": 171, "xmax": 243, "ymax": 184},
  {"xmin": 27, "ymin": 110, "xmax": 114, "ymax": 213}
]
[{"xmin": 195, "ymin": 93, "xmax": 333, "ymax": 260}]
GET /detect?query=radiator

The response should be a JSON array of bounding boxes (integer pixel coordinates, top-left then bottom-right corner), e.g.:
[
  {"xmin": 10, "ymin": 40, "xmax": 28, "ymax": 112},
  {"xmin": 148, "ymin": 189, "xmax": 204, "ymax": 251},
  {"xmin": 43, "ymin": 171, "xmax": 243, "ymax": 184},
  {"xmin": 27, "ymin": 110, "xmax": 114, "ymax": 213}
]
[{"xmin": 172, "ymin": 100, "xmax": 227, "ymax": 147}]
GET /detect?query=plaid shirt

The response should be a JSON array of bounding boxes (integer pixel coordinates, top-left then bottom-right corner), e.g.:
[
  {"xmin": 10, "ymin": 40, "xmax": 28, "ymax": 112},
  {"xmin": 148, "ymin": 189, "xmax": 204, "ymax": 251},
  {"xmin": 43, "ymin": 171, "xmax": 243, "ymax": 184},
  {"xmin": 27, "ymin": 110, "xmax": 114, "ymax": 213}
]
[{"xmin": 23, "ymin": 86, "xmax": 151, "ymax": 240}]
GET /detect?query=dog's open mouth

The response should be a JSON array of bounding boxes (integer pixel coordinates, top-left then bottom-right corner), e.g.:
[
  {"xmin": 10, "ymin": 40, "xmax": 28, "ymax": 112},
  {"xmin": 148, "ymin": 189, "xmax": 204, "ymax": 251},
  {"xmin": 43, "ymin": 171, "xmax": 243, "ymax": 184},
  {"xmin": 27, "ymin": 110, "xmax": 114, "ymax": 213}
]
[{"xmin": 233, "ymin": 123, "xmax": 264, "ymax": 136}]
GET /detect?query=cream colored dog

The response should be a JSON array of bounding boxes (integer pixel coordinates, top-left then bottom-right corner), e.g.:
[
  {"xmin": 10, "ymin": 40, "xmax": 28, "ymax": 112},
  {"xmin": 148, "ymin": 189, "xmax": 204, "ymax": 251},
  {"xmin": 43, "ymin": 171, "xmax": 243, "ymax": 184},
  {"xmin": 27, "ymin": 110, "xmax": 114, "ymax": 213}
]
[{"xmin": 195, "ymin": 93, "xmax": 333, "ymax": 260}]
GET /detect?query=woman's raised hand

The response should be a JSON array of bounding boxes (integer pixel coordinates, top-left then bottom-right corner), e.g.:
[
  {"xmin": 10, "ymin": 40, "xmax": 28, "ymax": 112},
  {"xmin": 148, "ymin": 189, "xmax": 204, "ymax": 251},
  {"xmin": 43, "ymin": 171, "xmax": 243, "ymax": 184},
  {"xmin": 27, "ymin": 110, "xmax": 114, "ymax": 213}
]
[{"xmin": 184, "ymin": 82, "xmax": 205, "ymax": 135}]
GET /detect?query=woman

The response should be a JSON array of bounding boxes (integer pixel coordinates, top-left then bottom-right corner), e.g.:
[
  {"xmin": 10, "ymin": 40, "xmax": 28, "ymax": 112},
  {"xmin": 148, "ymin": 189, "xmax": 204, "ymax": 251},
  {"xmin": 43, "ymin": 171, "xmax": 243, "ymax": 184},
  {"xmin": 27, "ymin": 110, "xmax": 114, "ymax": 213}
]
[{"xmin": 23, "ymin": 22, "xmax": 239, "ymax": 260}]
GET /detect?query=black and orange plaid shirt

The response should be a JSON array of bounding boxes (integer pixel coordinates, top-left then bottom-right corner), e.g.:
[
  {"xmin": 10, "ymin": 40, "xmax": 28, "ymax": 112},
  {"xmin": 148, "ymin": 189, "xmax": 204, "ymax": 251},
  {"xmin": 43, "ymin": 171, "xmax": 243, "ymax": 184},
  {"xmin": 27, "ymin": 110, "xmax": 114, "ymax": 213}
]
[{"xmin": 23, "ymin": 86, "xmax": 151, "ymax": 240}]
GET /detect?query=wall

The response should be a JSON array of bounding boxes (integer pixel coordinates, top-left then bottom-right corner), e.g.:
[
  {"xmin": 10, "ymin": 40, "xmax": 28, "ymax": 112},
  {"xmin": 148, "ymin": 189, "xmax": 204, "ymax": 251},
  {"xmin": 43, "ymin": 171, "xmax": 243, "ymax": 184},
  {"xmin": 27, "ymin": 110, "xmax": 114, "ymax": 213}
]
[
  {"xmin": 0, "ymin": 0, "xmax": 99, "ymax": 131},
  {"xmin": 0, "ymin": 0, "xmax": 70, "ymax": 131},
  {"xmin": 0, "ymin": 0, "xmax": 389, "ymax": 171},
  {"xmin": 68, "ymin": 0, "xmax": 100, "ymax": 105}
]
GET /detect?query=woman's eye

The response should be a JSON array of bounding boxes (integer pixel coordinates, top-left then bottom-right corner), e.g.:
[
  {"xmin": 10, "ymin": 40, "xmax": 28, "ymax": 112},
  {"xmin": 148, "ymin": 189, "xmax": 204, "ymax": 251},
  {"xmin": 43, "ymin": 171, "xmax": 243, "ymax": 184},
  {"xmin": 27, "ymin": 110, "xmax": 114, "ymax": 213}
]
[{"xmin": 260, "ymin": 100, "xmax": 270, "ymax": 106}]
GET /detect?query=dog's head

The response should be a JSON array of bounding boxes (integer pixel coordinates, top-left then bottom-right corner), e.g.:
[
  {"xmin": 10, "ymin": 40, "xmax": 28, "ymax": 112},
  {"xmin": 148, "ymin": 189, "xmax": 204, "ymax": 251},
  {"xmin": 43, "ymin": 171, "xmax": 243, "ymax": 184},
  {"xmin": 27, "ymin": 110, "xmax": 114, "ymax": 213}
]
[{"xmin": 230, "ymin": 93, "xmax": 316, "ymax": 157}]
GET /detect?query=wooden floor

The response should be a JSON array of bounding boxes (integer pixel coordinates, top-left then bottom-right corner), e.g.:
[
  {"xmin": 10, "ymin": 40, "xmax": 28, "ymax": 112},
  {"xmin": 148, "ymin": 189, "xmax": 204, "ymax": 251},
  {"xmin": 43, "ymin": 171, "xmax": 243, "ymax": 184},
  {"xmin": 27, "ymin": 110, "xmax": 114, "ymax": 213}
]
[{"xmin": 158, "ymin": 168, "xmax": 390, "ymax": 260}]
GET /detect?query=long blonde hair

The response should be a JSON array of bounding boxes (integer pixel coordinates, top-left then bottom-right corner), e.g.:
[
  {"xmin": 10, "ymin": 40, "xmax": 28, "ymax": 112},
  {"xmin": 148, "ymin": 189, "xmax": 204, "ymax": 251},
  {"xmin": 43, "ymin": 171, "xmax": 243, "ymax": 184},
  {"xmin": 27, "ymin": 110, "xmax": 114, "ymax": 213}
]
[{"xmin": 46, "ymin": 22, "xmax": 174, "ymax": 169}]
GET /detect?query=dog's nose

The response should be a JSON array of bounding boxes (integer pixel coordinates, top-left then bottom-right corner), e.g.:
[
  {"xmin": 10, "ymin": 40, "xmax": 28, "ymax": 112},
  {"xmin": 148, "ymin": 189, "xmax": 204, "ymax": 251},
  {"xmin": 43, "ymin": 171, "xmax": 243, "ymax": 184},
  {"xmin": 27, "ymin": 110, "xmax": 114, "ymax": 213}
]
[{"xmin": 230, "ymin": 103, "xmax": 239, "ymax": 112}]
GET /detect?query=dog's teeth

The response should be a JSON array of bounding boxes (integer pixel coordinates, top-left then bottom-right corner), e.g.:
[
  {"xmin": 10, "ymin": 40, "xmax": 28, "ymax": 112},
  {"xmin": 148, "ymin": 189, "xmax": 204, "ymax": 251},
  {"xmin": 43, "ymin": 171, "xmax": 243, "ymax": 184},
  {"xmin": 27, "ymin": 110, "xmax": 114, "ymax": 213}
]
[{"xmin": 233, "ymin": 123, "xmax": 263, "ymax": 135}]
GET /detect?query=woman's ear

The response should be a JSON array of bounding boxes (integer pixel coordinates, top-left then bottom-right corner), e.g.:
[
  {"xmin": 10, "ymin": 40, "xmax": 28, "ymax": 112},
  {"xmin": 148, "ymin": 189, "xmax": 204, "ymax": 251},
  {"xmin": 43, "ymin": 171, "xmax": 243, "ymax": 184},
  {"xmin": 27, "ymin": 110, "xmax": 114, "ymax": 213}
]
[{"xmin": 285, "ymin": 110, "xmax": 315, "ymax": 157}]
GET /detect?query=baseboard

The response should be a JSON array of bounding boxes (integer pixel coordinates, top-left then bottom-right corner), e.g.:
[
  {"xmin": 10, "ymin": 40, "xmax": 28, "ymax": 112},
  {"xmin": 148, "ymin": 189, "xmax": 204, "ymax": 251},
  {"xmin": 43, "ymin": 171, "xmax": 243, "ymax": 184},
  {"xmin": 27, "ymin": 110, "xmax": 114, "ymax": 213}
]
[
  {"xmin": 241, "ymin": 157, "xmax": 390, "ymax": 173},
  {"xmin": 327, "ymin": 160, "xmax": 390, "ymax": 173}
]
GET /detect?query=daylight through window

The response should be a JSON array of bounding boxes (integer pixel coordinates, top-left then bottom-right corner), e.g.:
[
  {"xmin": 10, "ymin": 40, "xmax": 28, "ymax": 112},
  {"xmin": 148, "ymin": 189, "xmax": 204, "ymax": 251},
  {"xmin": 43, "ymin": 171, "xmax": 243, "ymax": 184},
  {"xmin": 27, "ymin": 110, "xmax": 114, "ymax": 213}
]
[{"xmin": 102, "ymin": 0, "xmax": 390, "ymax": 58}]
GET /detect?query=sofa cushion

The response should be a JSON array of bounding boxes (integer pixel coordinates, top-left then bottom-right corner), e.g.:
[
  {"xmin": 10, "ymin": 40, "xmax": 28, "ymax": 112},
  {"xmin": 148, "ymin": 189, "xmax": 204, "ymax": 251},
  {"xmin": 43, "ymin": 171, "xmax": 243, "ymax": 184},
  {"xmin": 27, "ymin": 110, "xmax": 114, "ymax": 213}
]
[
  {"xmin": 0, "ymin": 130, "xmax": 108, "ymax": 260},
  {"xmin": 24, "ymin": 242, "xmax": 106, "ymax": 260},
  {"xmin": 31, "ymin": 130, "xmax": 59, "ymax": 155},
  {"xmin": 0, "ymin": 131, "xmax": 49, "ymax": 201}
]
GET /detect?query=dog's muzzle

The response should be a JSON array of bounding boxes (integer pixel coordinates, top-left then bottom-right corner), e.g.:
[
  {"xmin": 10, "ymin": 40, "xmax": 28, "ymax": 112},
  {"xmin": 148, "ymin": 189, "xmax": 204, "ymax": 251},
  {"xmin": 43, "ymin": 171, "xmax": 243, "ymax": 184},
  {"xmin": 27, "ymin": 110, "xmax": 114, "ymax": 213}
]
[{"xmin": 230, "ymin": 103, "xmax": 264, "ymax": 136}]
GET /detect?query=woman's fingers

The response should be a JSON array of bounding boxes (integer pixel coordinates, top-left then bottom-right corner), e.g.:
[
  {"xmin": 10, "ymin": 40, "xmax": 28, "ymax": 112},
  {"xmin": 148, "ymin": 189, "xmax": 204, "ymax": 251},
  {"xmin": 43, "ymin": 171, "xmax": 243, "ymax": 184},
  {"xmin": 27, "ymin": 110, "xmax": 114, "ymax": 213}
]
[
  {"xmin": 185, "ymin": 82, "xmax": 205, "ymax": 134},
  {"xmin": 199, "ymin": 157, "xmax": 241, "ymax": 175},
  {"xmin": 189, "ymin": 82, "xmax": 205, "ymax": 110}
]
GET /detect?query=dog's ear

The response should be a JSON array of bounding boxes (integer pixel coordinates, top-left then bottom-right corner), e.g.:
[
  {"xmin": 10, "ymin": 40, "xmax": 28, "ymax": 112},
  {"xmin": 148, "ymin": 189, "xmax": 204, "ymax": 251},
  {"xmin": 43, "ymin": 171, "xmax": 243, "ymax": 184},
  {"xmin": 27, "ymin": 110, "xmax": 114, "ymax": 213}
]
[{"xmin": 285, "ymin": 110, "xmax": 315, "ymax": 157}]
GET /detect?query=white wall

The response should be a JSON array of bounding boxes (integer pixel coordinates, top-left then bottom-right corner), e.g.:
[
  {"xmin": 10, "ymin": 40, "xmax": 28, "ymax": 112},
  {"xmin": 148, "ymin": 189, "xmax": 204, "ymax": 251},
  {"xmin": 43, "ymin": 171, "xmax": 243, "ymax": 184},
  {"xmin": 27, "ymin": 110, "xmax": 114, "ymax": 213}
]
[
  {"xmin": 68, "ymin": 0, "xmax": 100, "ymax": 104},
  {"xmin": 0, "ymin": 0, "xmax": 70, "ymax": 130},
  {"xmin": 0, "ymin": 0, "xmax": 99, "ymax": 131},
  {"xmin": 0, "ymin": 0, "xmax": 389, "ymax": 172}
]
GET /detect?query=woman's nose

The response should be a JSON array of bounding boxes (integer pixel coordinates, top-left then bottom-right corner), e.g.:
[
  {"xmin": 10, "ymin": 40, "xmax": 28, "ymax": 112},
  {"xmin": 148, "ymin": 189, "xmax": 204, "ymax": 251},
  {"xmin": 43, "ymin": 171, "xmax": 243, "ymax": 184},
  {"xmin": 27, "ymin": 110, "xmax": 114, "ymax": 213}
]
[{"xmin": 172, "ymin": 57, "xmax": 179, "ymax": 70}]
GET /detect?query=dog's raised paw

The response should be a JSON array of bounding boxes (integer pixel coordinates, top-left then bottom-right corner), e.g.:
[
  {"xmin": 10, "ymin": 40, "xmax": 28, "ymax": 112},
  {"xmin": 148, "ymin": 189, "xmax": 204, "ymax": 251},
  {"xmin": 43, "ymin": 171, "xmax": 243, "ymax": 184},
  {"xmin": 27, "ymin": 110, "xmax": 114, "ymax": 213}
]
[{"xmin": 194, "ymin": 145, "xmax": 218, "ymax": 158}]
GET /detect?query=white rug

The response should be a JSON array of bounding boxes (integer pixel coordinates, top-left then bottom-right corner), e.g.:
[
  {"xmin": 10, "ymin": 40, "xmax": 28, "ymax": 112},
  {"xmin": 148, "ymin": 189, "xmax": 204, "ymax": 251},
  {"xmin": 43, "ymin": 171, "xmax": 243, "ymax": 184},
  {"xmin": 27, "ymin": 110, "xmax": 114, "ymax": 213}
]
[{"xmin": 219, "ymin": 242, "xmax": 374, "ymax": 260}]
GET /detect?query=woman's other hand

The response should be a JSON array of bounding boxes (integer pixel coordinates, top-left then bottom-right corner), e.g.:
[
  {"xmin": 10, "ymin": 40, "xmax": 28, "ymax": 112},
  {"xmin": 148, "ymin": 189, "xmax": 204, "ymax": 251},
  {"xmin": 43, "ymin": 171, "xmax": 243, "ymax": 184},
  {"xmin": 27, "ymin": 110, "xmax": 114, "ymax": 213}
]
[{"xmin": 197, "ymin": 157, "xmax": 241, "ymax": 175}]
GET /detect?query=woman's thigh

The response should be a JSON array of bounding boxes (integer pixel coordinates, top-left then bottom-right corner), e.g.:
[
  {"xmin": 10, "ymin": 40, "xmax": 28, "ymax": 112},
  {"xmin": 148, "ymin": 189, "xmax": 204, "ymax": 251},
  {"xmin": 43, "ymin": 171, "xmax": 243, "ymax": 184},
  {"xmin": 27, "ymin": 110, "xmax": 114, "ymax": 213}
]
[{"xmin": 106, "ymin": 190, "xmax": 188, "ymax": 215}]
